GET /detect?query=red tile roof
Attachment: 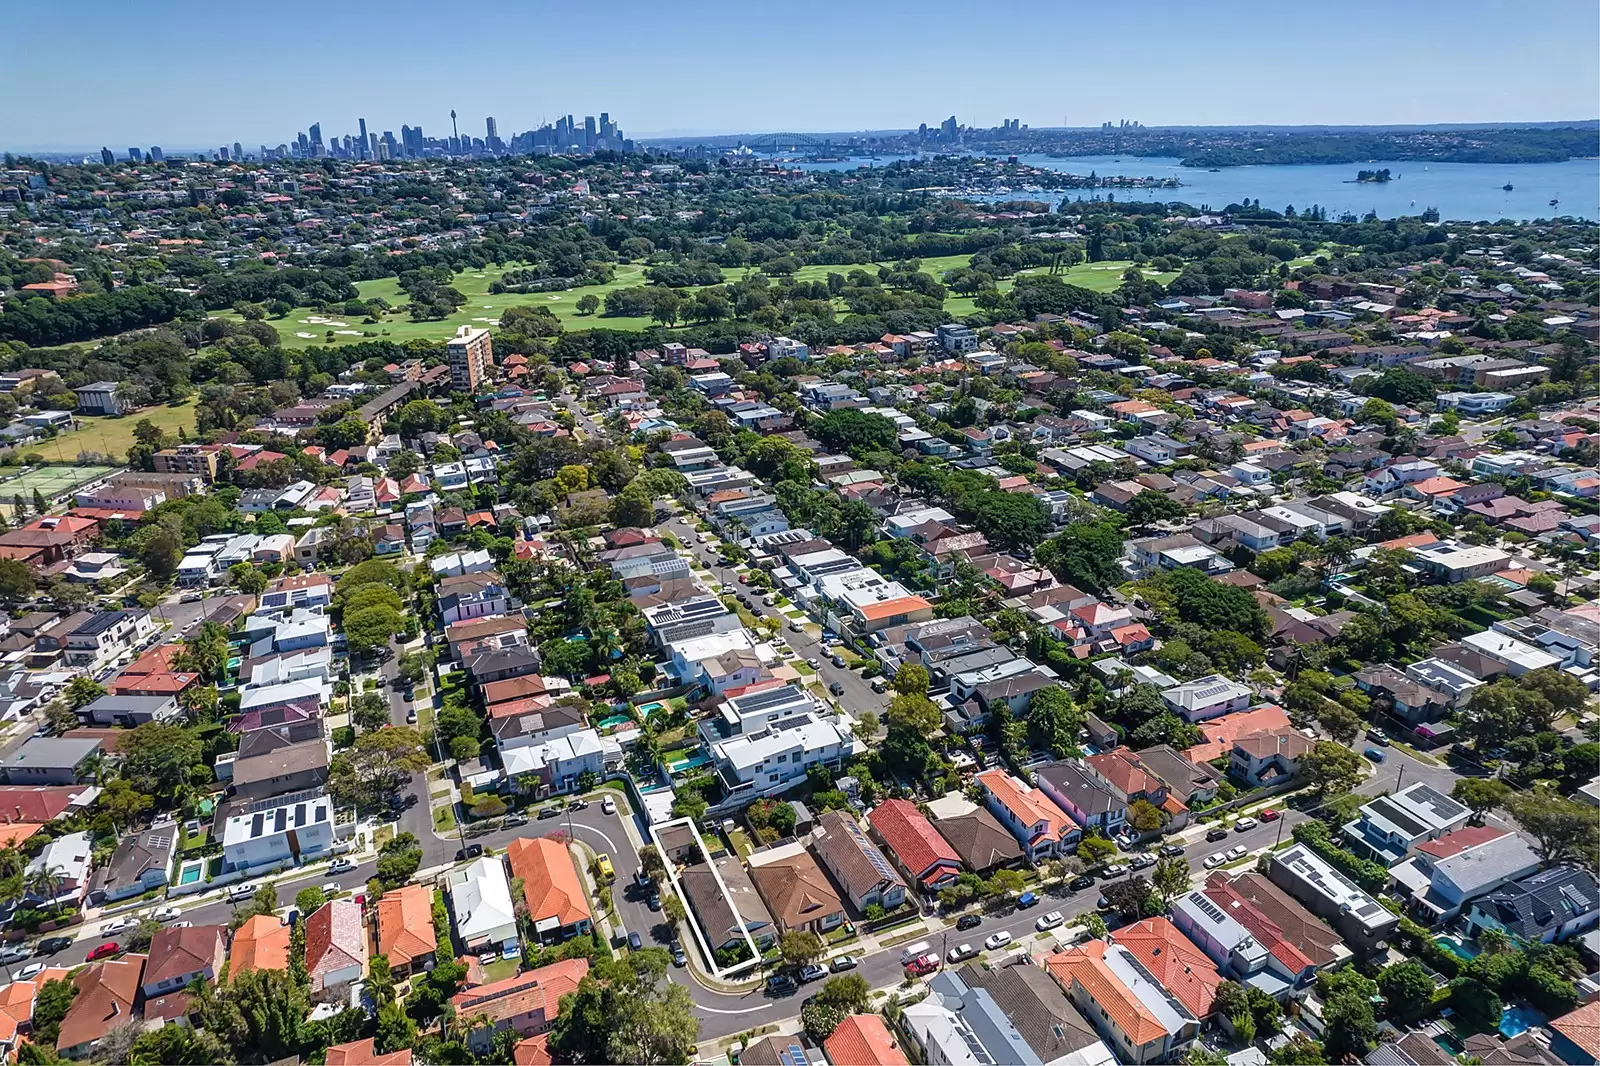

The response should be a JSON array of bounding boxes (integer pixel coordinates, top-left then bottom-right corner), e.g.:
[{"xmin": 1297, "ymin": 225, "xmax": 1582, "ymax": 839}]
[
  {"xmin": 1183, "ymin": 705, "xmax": 1290, "ymax": 763},
  {"xmin": 1415, "ymin": 825, "xmax": 1508, "ymax": 859},
  {"xmin": 375, "ymin": 883, "xmax": 437, "ymax": 970},
  {"xmin": 868, "ymin": 799, "xmax": 962, "ymax": 886},
  {"xmin": 229, "ymin": 914, "xmax": 291, "ymax": 977},
  {"xmin": 505, "ymin": 836, "xmax": 592, "ymax": 930},
  {"xmin": 58, "ymin": 956, "xmax": 145, "ymax": 1054},
  {"xmin": 0, "ymin": 786, "xmax": 91, "ymax": 825},
  {"xmin": 326, "ymin": 1037, "xmax": 414, "ymax": 1066},
  {"xmin": 1112, "ymin": 917, "xmax": 1224, "ymax": 1018},
  {"xmin": 1045, "ymin": 942, "xmax": 1168, "ymax": 1046},
  {"xmin": 823, "ymin": 1014, "xmax": 910, "ymax": 1065},
  {"xmin": 1087, "ymin": 750, "xmax": 1161, "ymax": 798},
  {"xmin": 976, "ymin": 769, "xmax": 1072, "ymax": 847},
  {"xmin": 450, "ymin": 958, "xmax": 589, "ymax": 1030},
  {"xmin": 1550, "ymin": 1001, "xmax": 1600, "ymax": 1061}
]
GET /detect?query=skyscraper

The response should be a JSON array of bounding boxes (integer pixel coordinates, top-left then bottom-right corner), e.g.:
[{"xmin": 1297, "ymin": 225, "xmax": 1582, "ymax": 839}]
[
  {"xmin": 233, "ymin": 141, "xmax": 244, "ymax": 162},
  {"xmin": 100, "ymin": 147, "xmax": 114, "ymax": 165},
  {"xmin": 447, "ymin": 325, "xmax": 493, "ymax": 392},
  {"xmin": 357, "ymin": 118, "xmax": 370, "ymax": 159},
  {"xmin": 941, "ymin": 115, "xmax": 958, "ymax": 140},
  {"xmin": 149, "ymin": 146, "xmax": 163, "ymax": 162},
  {"xmin": 127, "ymin": 148, "xmax": 141, "ymax": 162},
  {"xmin": 309, "ymin": 122, "xmax": 322, "ymax": 148},
  {"xmin": 584, "ymin": 116, "xmax": 597, "ymax": 147},
  {"xmin": 485, "ymin": 117, "xmax": 497, "ymax": 141}
]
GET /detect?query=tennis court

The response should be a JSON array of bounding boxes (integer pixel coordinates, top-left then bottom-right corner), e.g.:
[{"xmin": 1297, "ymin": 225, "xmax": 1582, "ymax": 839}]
[{"xmin": 0, "ymin": 464, "xmax": 118, "ymax": 515}]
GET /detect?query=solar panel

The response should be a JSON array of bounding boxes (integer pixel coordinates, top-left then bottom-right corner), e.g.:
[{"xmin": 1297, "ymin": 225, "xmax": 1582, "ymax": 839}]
[{"xmin": 1192, "ymin": 895, "xmax": 1228, "ymax": 924}]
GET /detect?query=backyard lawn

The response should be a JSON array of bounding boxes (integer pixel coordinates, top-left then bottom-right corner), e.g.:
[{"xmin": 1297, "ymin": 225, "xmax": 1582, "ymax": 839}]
[{"xmin": 37, "ymin": 398, "xmax": 197, "ymax": 464}]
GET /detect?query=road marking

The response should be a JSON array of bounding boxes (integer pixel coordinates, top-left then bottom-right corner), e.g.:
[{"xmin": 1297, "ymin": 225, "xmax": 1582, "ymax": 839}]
[
  {"xmin": 693, "ymin": 998, "xmax": 773, "ymax": 1014},
  {"xmin": 567, "ymin": 822, "xmax": 619, "ymax": 854}
]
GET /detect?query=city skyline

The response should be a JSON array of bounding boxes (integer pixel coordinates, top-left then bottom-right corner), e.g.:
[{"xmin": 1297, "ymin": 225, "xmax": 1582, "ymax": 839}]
[{"xmin": 4, "ymin": 0, "xmax": 1596, "ymax": 150}]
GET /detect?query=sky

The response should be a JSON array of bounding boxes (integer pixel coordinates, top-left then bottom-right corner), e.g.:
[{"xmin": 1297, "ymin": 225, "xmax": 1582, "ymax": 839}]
[{"xmin": 4, "ymin": 0, "xmax": 1597, "ymax": 151}]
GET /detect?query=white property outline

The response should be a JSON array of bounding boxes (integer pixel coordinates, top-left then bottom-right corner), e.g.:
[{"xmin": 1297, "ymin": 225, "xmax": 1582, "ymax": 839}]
[{"xmin": 648, "ymin": 816, "xmax": 763, "ymax": 980}]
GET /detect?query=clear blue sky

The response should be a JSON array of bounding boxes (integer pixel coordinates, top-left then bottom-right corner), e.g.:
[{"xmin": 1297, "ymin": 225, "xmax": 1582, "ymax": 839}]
[{"xmin": 5, "ymin": 0, "xmax": 1596, "ymax": 150}]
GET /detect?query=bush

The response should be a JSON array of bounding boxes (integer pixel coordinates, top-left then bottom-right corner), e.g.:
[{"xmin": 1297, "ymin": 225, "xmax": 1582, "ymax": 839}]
[
  {"xmin": 1291, "ymin": 821, "xmax": 1388, "ymax": 892},
  {"xmin": 332, "ymin": 726, "xmax": 355, "ymax": 749}
]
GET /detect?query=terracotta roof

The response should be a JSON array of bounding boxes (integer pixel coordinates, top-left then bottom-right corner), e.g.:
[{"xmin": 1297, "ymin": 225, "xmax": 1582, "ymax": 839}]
[
  {"xmin": 1045, "ymin": 942, "xmax": 1169, "ymax": 1046},
  {"xmin": 1204, "ymin": 871, "xmax": 1342, "ymax": 971},
  {"xmin": 1086, "ymin": 750, "xmax": 1162, "ymax": 798},
  {"xmin": 976, "ymin": 769, "xmax": 1072, "ymax": 846},
  {"xmin": 855, "ymin": 594, "xmax": 932, "ymax": 622},
  {"xmin": 450, "ymin": 957, "xmax": 589, "ymax": 1030},
  {"xmin": 376, "ymin": 883, "xmax": 437, "ymax": 970},
  {"xmin": 505, "ymin": 836, "xmax": 591, "ymax": 930},
  {"xmin": 57, "ymin": 955, "xmax": 145, "ymax": 1053},
  {"xmin": 1112, "ymin": 917, "xmax": 1224, "ymax": 1018},
  {"xmin": 1550, "ymin": 1001, "xmax": 1600, "ymax": 1061},
  {"xmin": 0, "ymin": 785, "xmax": 92, "ymax": 825},
  {"xmin": 1232, "ymin": 729, "xmax": 1314, "ymax": 761},
  {"xmin": 868, "ymin": 799, "xmax": 962, "ymax": 886},
  {"xmin": 1184, "ymin": 705, "xmax": 1291, "ymax": 763},
  {"xmin": 1415, "ymin": 825, "xmax": 1509, "ymax": 860},
  {"xmin": 307, "ymin": 899, "xmax": 366, "ymax": 984},
  {"xmin": 749, "ymin": 849, "xmax": 843, "ymax": 930},
  {"xmin": 823, "ymin": 1014, "xmax": 910, "ymax": 1066},
  {"xmin": 143, "ymin": 924, "xmax": 224, "ymax": 989},
  {"xmin": 512, "ymin": 1035, "xmax": 553, "ymax": 1066},
  {"xmin": 0, "ymin": 967, "xmax": 69, "ymax": 1045},
  {"xmin": 326, "ymin": 1036, "xmax": 414, "ymax": 1066},
  {"xmin": 229, "ymin": 914, "xmax": 292, "ymax": 977}
]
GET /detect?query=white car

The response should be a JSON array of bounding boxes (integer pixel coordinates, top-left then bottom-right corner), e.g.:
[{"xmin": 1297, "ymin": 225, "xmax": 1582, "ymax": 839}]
[
  {"xmin": 1234, "ymin": 817, "xmax": 1259, "ymax": 832},
  {"xmin": 103, "ymin": 917, "xmax": 138, "ymax": 935},
  {"xmin": 150, "ymin": 906, "xmax": 181, "ymax": 923},
  {"xmin": 718, "ymin": 584, "xmax": 734, "ymax": 595},
  {"xmin": 984, "ymin": 931, "xmax": 1013, "ymax": 950},
  {"xmin": 807, "ymin": 658, "xmax": 820, "ymax": 668},
  {"xmin": 1035, "ymin": 911, "xmax": 1064, "ymax": 931},
  {"xmin": 1204, "ymin": 852, "xmax": 1228, "ymax": 869},
  {"xmin": 1226, "ymin": 845, "xmax": 1249, "ymax": 861},
  {"xmin": 947, "ymin": 943, "xmax": 977, "ymax": 963},
  {"xmin": 601, "ymin": 796, "xmax": 617, "ymax": 815},
  {"xmin": 328, "ymin": 858, "xmax": 357, "ymax": 875},
  {"xmin": 14, "ymin": 963, "xmax": 44, "ymax": 982},
  {"xmin": 788, "ymin": 620, "xmax": 804, "ymax": 632}
]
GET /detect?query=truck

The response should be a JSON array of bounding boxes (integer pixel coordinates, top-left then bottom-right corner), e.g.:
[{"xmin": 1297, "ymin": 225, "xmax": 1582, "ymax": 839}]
[{"xmin": 899, "ymin": 940, "xmax": 933, "ymax": 965}]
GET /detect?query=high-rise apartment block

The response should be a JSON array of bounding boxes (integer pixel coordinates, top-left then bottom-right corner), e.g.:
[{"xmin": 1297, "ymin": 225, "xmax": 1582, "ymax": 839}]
[{"xmin": 447, "ymin": 326, "xmax": 492, "ymax": 392}]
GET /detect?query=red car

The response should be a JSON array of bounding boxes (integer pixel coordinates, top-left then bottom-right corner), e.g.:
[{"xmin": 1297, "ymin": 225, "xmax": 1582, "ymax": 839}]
[
  {"xmin": 738, "ymin": 573, "xmax": 750, "ymax": 583},
  {"xmin": 904, "ymin": 953, "xmax": 941, "ymax": 978},
  {"xmin": 1259, "ymin": 809, "xmax": 1280, "ymax": 822},
  {"xmin": 86, "ymin": 942, "xmax": 119, "ymax": 961}
]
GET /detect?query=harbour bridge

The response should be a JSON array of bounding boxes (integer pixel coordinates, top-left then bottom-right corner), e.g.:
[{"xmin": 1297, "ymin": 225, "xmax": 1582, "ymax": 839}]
[{"xmin": 744, "ymin": 133, "xmax": 835, "ymax": 153}]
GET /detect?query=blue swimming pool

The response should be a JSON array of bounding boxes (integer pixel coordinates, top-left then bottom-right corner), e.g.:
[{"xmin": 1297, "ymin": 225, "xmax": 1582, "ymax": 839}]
[
  {"xmin": 1501, "ymin": 1004, "xmax": 1546, "ymax": 1039},
  {"xmin": 1434, "ymin": 935, "xmax": 1480, "ymax": 961}
]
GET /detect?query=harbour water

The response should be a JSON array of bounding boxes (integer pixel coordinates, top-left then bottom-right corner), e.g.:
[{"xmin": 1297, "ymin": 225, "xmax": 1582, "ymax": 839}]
[{"xmin": 796, "ymin": 153, "xmax": 1599, "ymax": 222}]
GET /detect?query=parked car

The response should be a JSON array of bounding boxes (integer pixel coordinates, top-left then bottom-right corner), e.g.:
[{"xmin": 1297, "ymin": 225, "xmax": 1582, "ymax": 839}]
[
  {"xmin": 829, "ymin": 682, "xmax": 845, "ymax": 697},
  {"xmin": 538, "ymin": 806, "xmax": 561, "ymax": 820},
  {"xmin": 1204, "ymin": 852, "xmax": 1228, "ymax": 869},
  {"xmin": 35, "ymin": 937, "xmax": 71, "ymax": 956},
  {"xmin": 831, "ymin": 655, "xmax": 846, "ymax": 668},
  {"xmin": 1206, "ymin": 827, "xmax": 1229, "ymax": 843},
  {"xmin": 789, "ymin": 620, "xmax": 804, "ymax": 632},
  {"xmin": 1015, "ymin": 892, "xmax": 1039, "ymax": 909},
  {"xmin": 0, "ymin": 944, "xmax": 30, "ymax": 965},
  {"xmin": 1259, "ymin": 809, "xmax": 1280, "ymax": 822},
  {"xmin": 226, "ymin": 882, "xmax": 258, "ymax": 903},
  {"xmin": 568, "ymin": 798, "xmax": 589, "ymax": 811},
  {"xmin": 829, "ymin": 955, "xmax": 859, "ymax": 972},
  {"xmin": 502, "ymin": 813, "xmax": 528, "ymax": 827},
  {"xmin": 601, "ymin": 797, "xmax": 617, "ymax": 815},
  {"xmin": 1069, "ymin": 874, "xmax": 1097, "ymax": 891},
  {"xmin": 955, "ymin": 913, "xmax": 983, "ymax": 931},
  {"xmin": 806, "ymin": 657, "xmax": 820, "ymax": 668},
  {"xmin": 766, "ymin": 974, "xmax": 797, "ymax": 996},
  {"xmin": 1234, "ymin": 817, "xmax": 1258, "ymax": 832},
  {"xmin": 455, "ymin": 844, "xmax": 483, "ymax": 861},
  {"xmin": 984, "ymin": 931, "xmax": 1014, "ymax": 950},
  {"xmin": 647, "ymin": 893, "xmax": 662, "ymax": 911},
  {"xmin": 319, "ymin": 882, "xmax": 342, "ymax": 897},
  {"xmin": 870, "ymin": 679, "xmax": 886, "ymax": 693},
  {"xmin": 328, "ymin": 858, "xmax": 356, "ymax": 875},
  {"xmin": 595, "ymin": 855, "xmax": 615, "ymax": 881},
  {"xmin": 635, "ymin": 870, "xmax": 654, "ymax": 891},
  {"xmin": 1365, "ymin": 747, "xmax": 1387, "ymax": 763},
  {"xmin": 406, "ymin": 709, "xmax": 417, "ymax": 724},
  {"xmin": 1368, "ymin": 728, "xmax": 1390, "ymax": 746},
  {"xmin": 1035, "ymin": 912, "xmax": 1065, "ymax": 931},
  {"xmin": 1100, "ymin": 863, "xmax": 1129, "ymax": 880},
  {"xmin": 86, "ymin": 942, "xmax": 120, "ymax": 961},
  {"xmin": 1159, "ymin": 844, "xmax": 1185, "ymax": 857},
  {"xmin": 627, "ymin": 931, "xmax": 642, "ymax": 951},
  {"xmin": 1226, "ymin": 845, "xmax": 1248, "ymax": 861},
  {"xmin": 1128, "ymin": 854, "xmax": 1156, "ymax": 870},
  {"xmin": 798, "ymin": 964, "xmax": 827, "ymax": 983},
  {"xmin": 947, "ymin": 943, "xmax": 977, "ymax": 963},
  {"xmin": 671, "ymin": 941, "xmax": 687, "ymax": 967},
  {"xmin": 103, "ymin": 917, "xmax": 138, "ymax": 935}
]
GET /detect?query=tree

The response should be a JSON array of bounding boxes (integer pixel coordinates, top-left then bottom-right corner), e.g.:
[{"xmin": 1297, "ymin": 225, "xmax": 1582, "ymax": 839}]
[
  {"xmin": 1128, "ymin": 798, "xmax": 1163, "ymax": 833},
  {"xmin": 810, "ymin": 409, "xmax": 898, "ymax": 455},
  {"xmin": 375, "ymin": 1000, "xmax": 417, "ymax": 1055},
  {"xmin": 129, "ymin": 1024, "xmax": 226, "ymax": 1065},
  {"xmin": 376, "ymin": 831, "xmax": 423, "ymax": 888},
  {"xmin": 817, "ymin": 973, "xmax": 871, "ymax": 1013},
  {"xmin": 549, "ymin": 952, "xmax": 697, "ymax": 1066},
  {"xmin": 0, "ymin": 558, "xmax": 34, "ymax": 599},
  {"xmin": 228, "ymin": 562, "xmax": 268, "ymax": 595},
  {"xmin": 1036, "ymin": 520, "xmax": 1126, "ymax": 593},
  {"xmin": 295, "ymin": 886, "xmax": 328, "ymax": 915},
  {"xmin": 352, "ymin": 692, "xmax": 391, "ymax": 732},
  {"xmin": 885, "ymin": 693, "xmax": 941, "ymax": 736},
  {"xmin": 1152, "ymin": 855, "xmax": 1191, "ymax": 908},
  {"xmin": 1504, "ymin": 790, "xmax": 1600, "ymax": 867},
  {"xmin": 892, "ymin": 664, "xmax": 930, "ymax": 696},
  {"xmin": 1452, "ymin": 778, "xmax": 1512, "ymax": 823},
  {"xmin": 344, "ymin": 604, "xmax": 404, "ymax": 657},
  {"xmin": 576, "ymin": 294, "xmax": 599, "ymax": 316},
  {"xmin": 195, "ymin": 967, "xmax": 309, "ymax": 1064},
  {"xmin": 1027, "ymin": 686, "xmax": 1083, "ymax": 759},
  {"xmin": 29, "ymin": 977, "xmax": 75, "ymax": 1046},
  {"xmin": 327, "ymin": 727, "xmax": 430, "ymax": 812},
  {"xmin": 119, "ymin": 722, "xmax": 202, "ymax": 796},
  {"xmin": 1448, "ymin": 976, "xmax": 1503, "ymax": 1034},
  {"xmin": 1270, "ymin": 1036, "xmax": 1327, "ymax": 1065},
  {"xmin": 638, "ymin": 845, "xmax": 668, "ymax": 883},
  {"xmin": 1299, "ymin": 740, "xmax": 1364, "ymax": 798},
  {"xmin": 126, "ymin": 917, "xmax": 163, "ymax": 952},
  {"xmin": 779, "ymin": 929, "xmax": 824, "ymax": 969},
  {"xmin": 1125, "ymin": 490, "xmax": 1187, "ymax": 527},
  {"xmin": 1319, "ymin": 969, "xmax": 1379, "ymax": 1060},
  {"xmin": 801, "ymin": 999, "xmax": 848, "ymax": 1043},
  {"xmin": 1101, "ymin": 875, "xmax": 1154, "ymax": 917},
  {"xmin": 1077, "ymin": 834, "xmax": 1118, "ymax": 866},
  {"xmin": 1379, "ymin": 960, "xmax": 1437, "ymax": 1025},
  {"xmin": 64, "ymin": 675, "xmax": 106, "ymax": 710}
]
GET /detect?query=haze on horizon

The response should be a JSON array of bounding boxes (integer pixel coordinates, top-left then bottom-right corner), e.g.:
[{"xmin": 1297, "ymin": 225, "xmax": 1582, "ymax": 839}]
[{"xmin": 4, "ymin": 0, "xmax": 1597, "ymax": 151}]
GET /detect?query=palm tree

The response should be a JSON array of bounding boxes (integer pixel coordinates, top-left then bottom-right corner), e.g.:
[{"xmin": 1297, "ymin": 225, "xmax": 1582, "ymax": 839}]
[
  {"xmin": 25, "ymin": 862, "xmax": 65, "ymax": 906},
  {"xmin": 1478, "ymin": 927, "xmax": 1513, "ymax": 955}
]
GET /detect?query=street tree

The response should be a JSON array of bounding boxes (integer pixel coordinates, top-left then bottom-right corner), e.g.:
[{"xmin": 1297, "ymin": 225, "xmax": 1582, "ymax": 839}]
[
  {"xmin": 1299, "ymin": 741, "xmax": 1364, "ymax": 798},
  {"xmin": 1451, "ymin": 778, "xmax": 1512, "ymax": 823}
]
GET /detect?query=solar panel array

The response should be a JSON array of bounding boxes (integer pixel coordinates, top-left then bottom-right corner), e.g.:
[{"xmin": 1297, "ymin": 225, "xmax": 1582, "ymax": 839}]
[
  {"xmin": 843, "ymin": 817, "xmax": 900, "ymax": 882},
  {"xmin": 1407, "ymin": 783, "xmax": 1468, "ymax": 822}
]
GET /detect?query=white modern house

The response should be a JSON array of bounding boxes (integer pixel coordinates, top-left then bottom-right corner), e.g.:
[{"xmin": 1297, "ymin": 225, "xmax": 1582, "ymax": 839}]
[
  {"xmin": 221, "ymin": 791, "xmax": 340, "ymax": 873},
  {"xmin": 450, "ymin": 856, "xmax": 519, "ymax": 954},
  {"xmin": 1162, "ymin": 675, "xmax": 1253, "ymax": 722}
]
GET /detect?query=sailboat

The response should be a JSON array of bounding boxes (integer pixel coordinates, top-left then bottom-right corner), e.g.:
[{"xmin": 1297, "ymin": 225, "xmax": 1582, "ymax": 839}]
[
  {"xmin": 1502, "ymin": 183, "xmax": 1514, "ymax": 191},
  {"xmin": 1550, "ymin": 198, "xmax": 1560, "ymax": 206}
]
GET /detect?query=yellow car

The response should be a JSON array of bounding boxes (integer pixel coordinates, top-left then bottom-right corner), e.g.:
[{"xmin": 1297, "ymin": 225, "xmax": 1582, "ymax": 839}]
[{"xmin": 595, "ymin": 854, "xmax": 615, "ymax": 882}]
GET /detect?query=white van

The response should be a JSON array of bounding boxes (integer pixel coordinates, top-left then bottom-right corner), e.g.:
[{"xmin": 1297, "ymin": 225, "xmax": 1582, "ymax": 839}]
[
  {"xmin": 226, "ymin": 882, "xmax": 258, "ymax": 903},
  {"xmin": 899, "ymin": 940, "xmax": 933, "ymax": 965}
]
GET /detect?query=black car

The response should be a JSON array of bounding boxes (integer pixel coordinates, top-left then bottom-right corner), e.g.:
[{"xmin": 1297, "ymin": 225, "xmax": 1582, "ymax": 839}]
[
  {"xmin": 829, "ymin": 682, "xmax": 845, "ymax": 696},
  {"xmin": 36, "ymin": 936, "xmax": 72, "ymax": 955},
  {"xmin": 538, "ymin": 806, "xmax": 562, "ymax": 819},
  {"xmin": 1160, "ymin": 844, "xmax": 1185, "ymax": 857},
  {"xmin": 1206, "ymin": 827, "xmax": 1229, "ymax": 843},
  {"xmin": 647, "ymin": 893, "xmax": 662, "ymax": 911},
  {"xmin": 455, "ymin": 844, "xmax": 483, "ymax": 861},
  {"xmin": 627, "ymin": 931, "xmax": 643, "ymax": 951},
  {"xmin": 1069, "ymin": 874, "xmax": 1096, "ymax": 891},
  {"xmin": 766, "ymin": 974, "xmax": 797, "ymax": 997},
  {"xmin": 956, "ymin": 913, "xmax": 982, "ymax": 931}
]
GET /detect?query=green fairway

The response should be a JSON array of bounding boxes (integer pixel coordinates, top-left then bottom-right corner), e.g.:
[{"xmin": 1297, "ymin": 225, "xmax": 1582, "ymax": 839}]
[{"xmin": 218, "ymin": 254, "xmax": 1175, "ymax": 349}]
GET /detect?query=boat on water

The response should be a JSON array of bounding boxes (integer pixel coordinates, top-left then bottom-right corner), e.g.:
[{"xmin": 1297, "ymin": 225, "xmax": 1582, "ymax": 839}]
[
  {"xmin": 1550, "ymin": 198, "xmax": 1560, "ymax": 206},
  {"xmin": 1207, "ymin": 168, "xmax": 1220, "ymax": 173},
  {"xmin": 1502, "ymin": 183, "xmax": 1514, "ymax": 191}
]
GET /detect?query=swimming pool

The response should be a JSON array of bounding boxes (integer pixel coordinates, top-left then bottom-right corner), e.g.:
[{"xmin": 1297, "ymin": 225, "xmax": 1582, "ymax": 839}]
[
  {"xmin": 665, "ymin": 750, "xmax": 711, "ymax": 774},
  {"xmin": 1434, "ymin": 934, "xmax": 1480, "ymax": 961},
  {"xmin": 178, "ymin": 862, "xmax": 202, "ymax": 885},
  {"xmin": 596, "ymin": 714, "xmax": 632, "ymax": 732},
  {"xmin": 637, "ymin": 701, "xmax": 666, "ymax": 717},
  {"xmin": 1501, "ymin": 1004, "xmax": 1546, "ymax": 1039}
]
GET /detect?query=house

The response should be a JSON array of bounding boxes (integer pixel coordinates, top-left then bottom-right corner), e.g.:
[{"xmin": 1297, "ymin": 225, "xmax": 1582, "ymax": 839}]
[
  {"xmin": 1184, "ymin": 704, "xmax": 1292, "ymax": 763},
  {"xmin": 56, "ymin": 955, "xmax": 146, "ymax": 1059},
  {"xmin": 1268, "ymin": 843, "xmax": 1400, "ymax": 956},
  {"xmin": 1035, "ymin": 760, "xmax": 1127, "ymax": 836},
  {"xmin": 1549, "ymin": 1001, "xmax": 1600, "ymax": 1066},
  {"xmin": 80, "ymin": 693, "xmax": 179, "ymax": 729},
  {"xmin": 449, "ymin": 958, "xmax": 590, "ymax": 1054},
  {"xmin": 680, "ymin": 852, "xmax": 776, "ymax": 953},
  {"xmin": 1389, "ymin": 826, "xmax": 1541, "ymax": 924},
  {"xmin": 976, "ymin": 768, "xmax": 1080, "ymax": 862},
  {"xmin": 89, "ymin": 822, "xmax": 177, "ymax": 903},
  {"xmin": 501, "ymin": 728, "xmax": 605, "ymax": 796},
  {"xmin": 1045, "ymin": 941, "xmax": 1201, "ymax": 1064},
  {"xmin": 1229, "ymin": 729, "xmax": 1315, "ymax": 788},
  {"xmin": 325, "ymin": 1038, "xmax": 413, "ymax": 1066},
  {"xmin": 823, "ymin": 1014, "xmax": 910, "ymax": 1066},
  {"xmin": 1466, "ymin": 865, "xmax": 1599, "ymax": 946},
  {"xmin": 747, "ymin": 844, "xmax": 846, "ymax": 935},
  {"xmin": 1162, "ymin": 675, "xmax": 1252, "ymax": 722},
  {"xmin": 505, "ymin": 836, "xmax": 592, "ymax": 945},
  {"xmin": 73, "ymin": 381, "xmax": 124, "ymax": 416},
  {"xmin": 811, "ymin": 809, "xmax": 908, "ymax": 914},
  {"xmin": 376, "ymin": 883, "xmax": 437, "ymax": 977},
  {"xmin": 1341, "ymin": 783, "xmax": 1471, "ymax": 866},
  {"xmin": 64, "ymin": 610, "xmax": 153, "ymax": 669},
  {"xmin": 1201, "ymin": 871, "xmax": 1351, "ymax": 988},
  {"xmin": 958, "ymin": 962, "xmax": 1117, "ymax": 1066},
  {"xmin": 1110, "ymin": 917, "xmax": 1224, "ymax": 1020},
  {"xmin": 141, "ymin": 924, "xmax": 226, "ymax": 998},
  {"xmin": 307, "ymin": 899, "xmax": 367, "ymax": 998},
  {"xmin": 227, "ymin": 726, "xmax": 330, "ymax": 799},
  {"xmin": 869, "ymin": 798, "xmax": 963, "ymax": 893},
  {"xmin": 450, "ymin": 855, "xmax": 520, "ymax": 954},
  {"xmin": 25, "ymin": 831, "xmax": 92, "ymax": 906},
  {"xmin": 927, "ymin": 797, "xmax": 1024, "ymax": 875},
  {"xmin": 1131, "ymin": 745, "xmax": 1222, "ymax": 807},
  {"xmin": 229, "ymin": 914, "xmax": 292, "ymax": 977},
  {"xmin": 221, "ymin": 791, "xmax": 338, "ymax": 872}
]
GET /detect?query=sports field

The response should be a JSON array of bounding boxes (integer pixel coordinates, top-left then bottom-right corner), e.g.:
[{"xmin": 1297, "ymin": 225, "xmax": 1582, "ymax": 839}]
[
  {"xmin": 0, "ymin": 464, "xmax": 119, "ymax": 516},
  {"xmin": 219, "ymin": 255, "xmax": 1177, "ymax": 349},
  {"xmin": 40, "ymin": 399, "xmax": 198, "ymax": 465}
]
